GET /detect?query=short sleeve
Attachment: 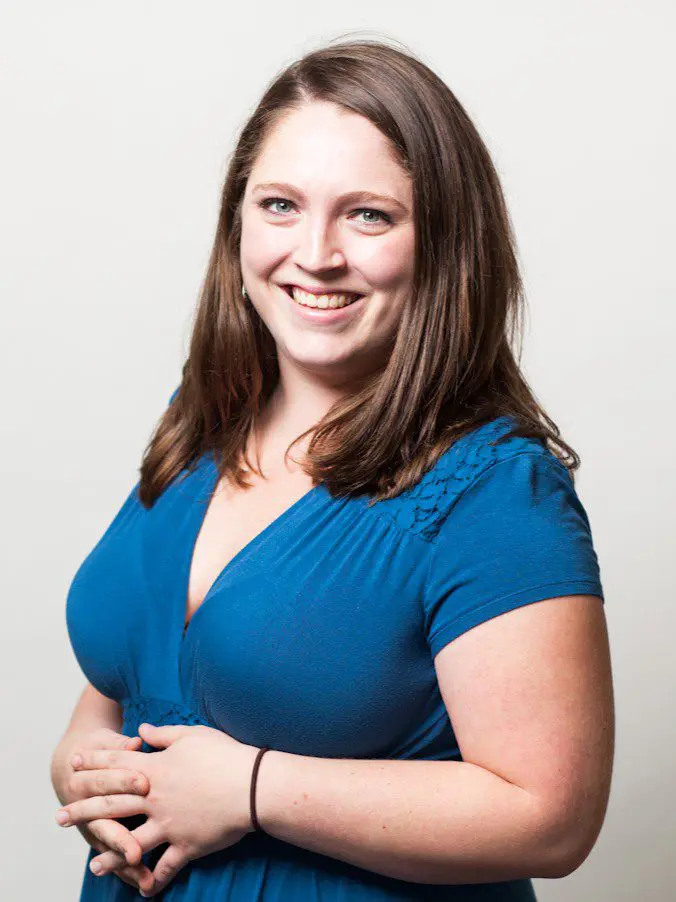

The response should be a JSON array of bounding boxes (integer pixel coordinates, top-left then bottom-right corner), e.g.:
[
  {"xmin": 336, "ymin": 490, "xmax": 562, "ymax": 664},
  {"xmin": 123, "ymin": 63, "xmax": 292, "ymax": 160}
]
[{"xmin": 423, "ymin": 450, "xmax": 605, "ymax": 658}]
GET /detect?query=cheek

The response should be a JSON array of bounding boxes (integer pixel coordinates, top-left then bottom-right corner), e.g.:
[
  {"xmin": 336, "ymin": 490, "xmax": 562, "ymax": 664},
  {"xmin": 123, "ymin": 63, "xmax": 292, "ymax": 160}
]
[
  {"xmin": 241, "ymin": 217, "xmax": 289, "ymax": 276},
  {"xmin": 357, "ymin": 235, "xmax": 415, "ymax": 290}
]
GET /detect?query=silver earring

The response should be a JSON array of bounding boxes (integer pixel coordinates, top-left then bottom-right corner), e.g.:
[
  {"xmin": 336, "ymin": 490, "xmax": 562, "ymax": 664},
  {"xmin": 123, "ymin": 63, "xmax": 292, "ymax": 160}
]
[{"xmin": 242, "ymin": 284, "xmax": 248, "ymax": 299}]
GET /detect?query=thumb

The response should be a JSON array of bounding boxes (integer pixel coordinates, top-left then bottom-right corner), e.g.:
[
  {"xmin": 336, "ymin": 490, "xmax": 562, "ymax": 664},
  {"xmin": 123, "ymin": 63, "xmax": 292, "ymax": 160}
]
[{"xmin": 137, "ymin": 723, "xmax": 188, "ymax": 748}]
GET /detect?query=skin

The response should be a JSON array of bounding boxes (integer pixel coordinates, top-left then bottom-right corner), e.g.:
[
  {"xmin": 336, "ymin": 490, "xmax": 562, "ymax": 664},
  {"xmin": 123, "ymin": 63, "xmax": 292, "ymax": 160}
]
[
  {"xmin": 55, "ymin": 100, "xmax": 418, "ymax": 896},
  {"xmin": 57, "ymin": 724, "xmax": 259, "ymax": 895},
  {"xmin": 52, "ymin": 728, "xmax": 156, "ymax": 893},
  {"xmin": 239, "ymin": 99, "xmax": 415, "ymax": 444}
]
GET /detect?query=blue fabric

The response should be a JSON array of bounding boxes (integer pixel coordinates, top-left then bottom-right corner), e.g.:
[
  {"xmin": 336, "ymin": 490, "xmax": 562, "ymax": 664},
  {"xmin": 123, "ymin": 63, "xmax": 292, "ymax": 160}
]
[{"xmin": 66, "ymin": 403, "xmax": 604, "ymax": 901}]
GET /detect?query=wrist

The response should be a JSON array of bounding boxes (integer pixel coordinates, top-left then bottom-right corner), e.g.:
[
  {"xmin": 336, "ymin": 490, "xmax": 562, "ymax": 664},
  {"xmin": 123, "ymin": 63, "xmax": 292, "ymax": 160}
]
[
  {"xmin": 249, "ymin": 748, "xmax": 295, "ymax": 837},
  {"xmin": 249, "ymin": 746, "xmax": 270, "ymax": 833}
]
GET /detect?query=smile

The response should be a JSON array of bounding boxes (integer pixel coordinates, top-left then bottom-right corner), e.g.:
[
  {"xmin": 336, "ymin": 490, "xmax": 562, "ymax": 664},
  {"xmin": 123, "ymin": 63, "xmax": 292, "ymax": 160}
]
[{"xmin": 283, "ymin": 285, "xmax": 365, "ymax": 309}]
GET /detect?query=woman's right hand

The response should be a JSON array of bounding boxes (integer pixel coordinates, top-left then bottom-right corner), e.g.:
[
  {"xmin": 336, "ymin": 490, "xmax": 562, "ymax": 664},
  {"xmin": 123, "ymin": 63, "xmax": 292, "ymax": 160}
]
[{"xmin": 52, "ymin": 727, "xmax": 155, "ymax": 894}]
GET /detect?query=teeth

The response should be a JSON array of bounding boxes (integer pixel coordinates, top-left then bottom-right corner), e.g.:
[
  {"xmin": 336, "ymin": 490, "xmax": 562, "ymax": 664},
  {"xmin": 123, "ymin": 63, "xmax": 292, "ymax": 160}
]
[{"xmin": 289, "ymin": 286, "xmax": 362, "ymax": 309}]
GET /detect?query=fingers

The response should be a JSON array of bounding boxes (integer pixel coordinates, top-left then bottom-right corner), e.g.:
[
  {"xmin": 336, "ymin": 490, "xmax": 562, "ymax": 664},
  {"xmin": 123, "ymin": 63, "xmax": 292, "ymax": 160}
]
[
  {"xmin": 93, "ymin": 852, "xmax": 156, "ymax": 894},
  {"xmin": 88, "ymin": 818, "xmax": 165, "ymax": 890},
  {"xmin": 114, "ymin": 864, "xmax": 155, "ymax": 895},
  {"xmin": 129, "ymin": 818, "xmax": 166, "ymax": 852},
  {"xmin": 80, "ymin": 729, "xmax": 143, "ymax": 752},
  {"xmin": 89, "ymin": 847, "xmax": 129, "ymax": 874},
  {"xmin": 84, "ymin": 821, "xmax": 155, "ymax": 893},
  {"xmin": 70, "ymin": 748, "xmax": 143, "ymax": 771},
  {"xmin": 58, "ymin": 732, "xmax": 154, "ymax": 895},
  {"xmin": 86, "ymin": 817, "xmax": 144, "ymax": 868},
  {"xmin": 143, "ymin": 844, "xmax": 190, "ymax": 898},
  {"xmin": 86, "ymin": 834, "xmax": 112, "ymax": 856},
  {"xmin": 107, "ymin": 858, "xmax": 155, "ymax": 895},
  {"xmin": 68, "ymin": 767, "xmax": 149, "ymax": 801},
  {"xmin": 59, "ymin": 793, "xmax": 147, "ymax": 836}
]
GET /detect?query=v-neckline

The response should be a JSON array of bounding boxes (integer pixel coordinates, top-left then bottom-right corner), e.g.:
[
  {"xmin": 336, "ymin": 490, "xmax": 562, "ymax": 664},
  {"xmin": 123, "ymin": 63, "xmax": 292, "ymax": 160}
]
[{"xmin": 180, "ymin": 453, "xmax": 322, "ymax": 644}]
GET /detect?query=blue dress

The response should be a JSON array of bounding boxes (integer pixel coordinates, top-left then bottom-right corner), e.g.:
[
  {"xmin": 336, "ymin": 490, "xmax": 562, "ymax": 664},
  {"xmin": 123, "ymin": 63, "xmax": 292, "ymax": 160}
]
[{"xmin": 66, "ymin": 401, "xmax": 605, "ymax": 901}]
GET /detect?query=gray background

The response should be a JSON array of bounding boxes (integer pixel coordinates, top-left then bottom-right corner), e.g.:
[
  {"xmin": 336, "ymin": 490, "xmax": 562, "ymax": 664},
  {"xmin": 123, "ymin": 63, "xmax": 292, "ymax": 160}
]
[{"xmin": 1, "ymin": 1, "xmax": 674, "ymax": 898}]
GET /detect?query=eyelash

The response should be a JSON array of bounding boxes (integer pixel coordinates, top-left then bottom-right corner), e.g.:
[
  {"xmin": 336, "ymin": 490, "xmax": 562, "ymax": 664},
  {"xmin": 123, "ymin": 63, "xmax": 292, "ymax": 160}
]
[{"xmin": 258, "ymin": 197, "xmax": 393, "ymax": 227}]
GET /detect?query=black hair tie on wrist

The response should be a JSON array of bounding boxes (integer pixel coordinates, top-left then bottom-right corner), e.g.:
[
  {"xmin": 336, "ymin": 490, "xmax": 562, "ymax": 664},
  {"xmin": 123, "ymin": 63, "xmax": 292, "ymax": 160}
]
[{"xmin": 250, "ymin": 747, "xmax": 269, "ymax": 833}]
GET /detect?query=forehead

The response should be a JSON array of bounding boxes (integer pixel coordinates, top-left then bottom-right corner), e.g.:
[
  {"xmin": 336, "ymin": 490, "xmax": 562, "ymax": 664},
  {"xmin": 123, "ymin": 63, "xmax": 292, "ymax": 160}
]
[{"xmin": 249, "ymin": 102, "xmax": 411, "ymax": 197}]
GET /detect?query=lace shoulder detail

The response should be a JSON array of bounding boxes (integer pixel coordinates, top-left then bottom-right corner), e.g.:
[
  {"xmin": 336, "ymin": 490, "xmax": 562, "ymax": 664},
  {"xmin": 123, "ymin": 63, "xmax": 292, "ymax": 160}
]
[{"xmin": 375, "ymin": 416, "xmax": 547, "ymax": 542}]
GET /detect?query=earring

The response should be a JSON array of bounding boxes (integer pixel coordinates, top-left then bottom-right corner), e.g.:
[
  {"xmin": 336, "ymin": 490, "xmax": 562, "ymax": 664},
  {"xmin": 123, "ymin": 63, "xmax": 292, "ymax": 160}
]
[{"xmin": 242, "ymin": 285, "xmax": 248, "ymax": 299}]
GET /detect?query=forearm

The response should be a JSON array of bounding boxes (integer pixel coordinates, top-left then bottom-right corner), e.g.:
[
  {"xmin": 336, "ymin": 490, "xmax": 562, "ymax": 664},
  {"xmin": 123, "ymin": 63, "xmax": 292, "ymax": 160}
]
[
  {"xmin": 59, "ymin": 682, "xmax": 122, "ymax": 742},
  {"xmin": 51, "ymin": 682, "xmax": 122, "ymax": 798},
  {"xmin": 256, "ymin": 752, "xmax": 570, "ymax": 885}
]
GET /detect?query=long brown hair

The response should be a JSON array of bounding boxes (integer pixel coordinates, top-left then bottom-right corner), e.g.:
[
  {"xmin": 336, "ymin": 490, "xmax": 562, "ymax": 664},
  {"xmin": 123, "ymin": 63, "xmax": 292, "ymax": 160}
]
[{"xmin": 138, "ymin": 36, "xmax": 581, "ymax": 508}]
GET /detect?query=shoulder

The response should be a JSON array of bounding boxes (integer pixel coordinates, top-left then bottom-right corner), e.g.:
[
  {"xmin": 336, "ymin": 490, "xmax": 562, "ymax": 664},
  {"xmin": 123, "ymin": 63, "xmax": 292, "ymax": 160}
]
[{"xmin": 379, "ymin": 416, "xmax": 563, "ymax": 542}]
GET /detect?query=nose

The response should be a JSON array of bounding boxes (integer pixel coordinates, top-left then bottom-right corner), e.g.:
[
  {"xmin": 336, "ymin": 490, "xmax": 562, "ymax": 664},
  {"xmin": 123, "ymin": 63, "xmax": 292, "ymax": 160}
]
[{"xmin": 292, "ymin": 218, "xmax": 346, "ymax": 273}]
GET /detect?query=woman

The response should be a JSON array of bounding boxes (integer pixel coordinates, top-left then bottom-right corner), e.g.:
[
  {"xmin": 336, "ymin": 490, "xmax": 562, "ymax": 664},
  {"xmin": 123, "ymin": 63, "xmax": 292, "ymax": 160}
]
[{"xmin": 51, "ymin": 38, "xmax": 614, "ymax": 901}]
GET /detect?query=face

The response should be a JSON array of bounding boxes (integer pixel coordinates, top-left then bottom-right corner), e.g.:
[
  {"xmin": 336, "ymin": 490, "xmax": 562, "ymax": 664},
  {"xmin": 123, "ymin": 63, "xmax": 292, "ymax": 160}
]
[{"xmin": 239, "ymin": 101, "xmax": 415, "ymax": 388}]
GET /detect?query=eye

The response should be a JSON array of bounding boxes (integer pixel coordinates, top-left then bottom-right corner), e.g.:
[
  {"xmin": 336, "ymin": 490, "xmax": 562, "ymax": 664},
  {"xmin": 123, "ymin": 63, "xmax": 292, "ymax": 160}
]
[
  {"xmin": 257, "ymin": 198, "xmax": 393, "ymax": 228},
  {"xmin": 351, "ymin": 208, "xmax": 392, "ymax": 228},
  {"xmin": 259, "ymin": 197, "xmax": 296, "ymax": 216}
]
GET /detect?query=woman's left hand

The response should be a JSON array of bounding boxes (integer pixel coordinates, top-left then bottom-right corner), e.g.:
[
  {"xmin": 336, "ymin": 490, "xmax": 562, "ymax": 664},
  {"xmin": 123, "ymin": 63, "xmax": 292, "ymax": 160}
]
[{"xmin": 55, "ymin": 722, "xmax": 261, "ymax": 897}]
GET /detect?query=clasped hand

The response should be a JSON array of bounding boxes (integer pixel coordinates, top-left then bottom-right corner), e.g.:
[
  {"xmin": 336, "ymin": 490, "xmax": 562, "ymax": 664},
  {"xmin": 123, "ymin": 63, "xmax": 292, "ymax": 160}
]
[{"xmin": 55, "ymin": 722, "xmax": 260, "ymax": 897}]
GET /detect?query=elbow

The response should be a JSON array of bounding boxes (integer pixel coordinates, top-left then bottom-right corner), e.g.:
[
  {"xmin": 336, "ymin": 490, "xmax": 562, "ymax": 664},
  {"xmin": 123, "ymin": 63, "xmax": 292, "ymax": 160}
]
[
  {"xmin": 532, "ymin": 802, "xmax": 609, "ymax": 879},
  {"xmin": 543, "ymin": 838, "xmax": 596, "ymax": 880},
  {"xmin": 535, "ymin": 765, "xmax": 614, "ymax": 877}
]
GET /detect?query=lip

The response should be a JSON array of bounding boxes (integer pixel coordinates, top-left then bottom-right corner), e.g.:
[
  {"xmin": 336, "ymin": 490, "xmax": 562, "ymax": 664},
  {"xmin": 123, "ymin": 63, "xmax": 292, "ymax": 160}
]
[{"xmin": 279, "ymin": 284, "xmax": 367, "ymax": 323}]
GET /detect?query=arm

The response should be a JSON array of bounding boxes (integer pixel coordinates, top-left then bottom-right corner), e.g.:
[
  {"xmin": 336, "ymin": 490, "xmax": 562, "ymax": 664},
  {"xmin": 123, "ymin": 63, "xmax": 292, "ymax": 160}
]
[
  {"xmin": 255, "ymin": 594, "xmax": 614, "ymax": 885},
  {"xmin": 50, "ymin": 683, "xmax": 156, "ymax": 892},
  {"xmin": 51, "ymin": 682, "xmax": 123, "ymax": 802},
  {"xmin": 257, "ymin": 751, "xmax": 554, "ymax": 884}
]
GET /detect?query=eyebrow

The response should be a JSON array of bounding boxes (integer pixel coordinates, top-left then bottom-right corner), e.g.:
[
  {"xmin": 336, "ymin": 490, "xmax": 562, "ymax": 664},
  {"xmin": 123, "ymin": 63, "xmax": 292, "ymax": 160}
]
[{"xmin": 251, "ymin": 181, "xmax": 410, "ymax": 214}]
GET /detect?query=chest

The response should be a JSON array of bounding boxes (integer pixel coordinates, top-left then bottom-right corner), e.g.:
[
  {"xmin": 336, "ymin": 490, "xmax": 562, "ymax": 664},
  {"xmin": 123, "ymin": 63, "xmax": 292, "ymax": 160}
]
[
  {"xmin": 185, "ymin": 469, "xmax": 316, "ymax": 628},
  {"xmin": 66, "ymin": 453, "xmax": 448, "ymax": 757}
]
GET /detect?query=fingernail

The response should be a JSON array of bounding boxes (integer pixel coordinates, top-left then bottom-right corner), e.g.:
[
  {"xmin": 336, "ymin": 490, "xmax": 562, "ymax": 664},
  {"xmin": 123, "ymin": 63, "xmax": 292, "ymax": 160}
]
[
  {"xmin": 90, "ymin": 861, "xmax": 101, "ymax": 874},
  {"xmin": 71, "ymin": 754, "xmax": 83, "ymax": 769},
  {"xmin": 56, "ymin": 810, "xmax": 70, "ymax": 825}
]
